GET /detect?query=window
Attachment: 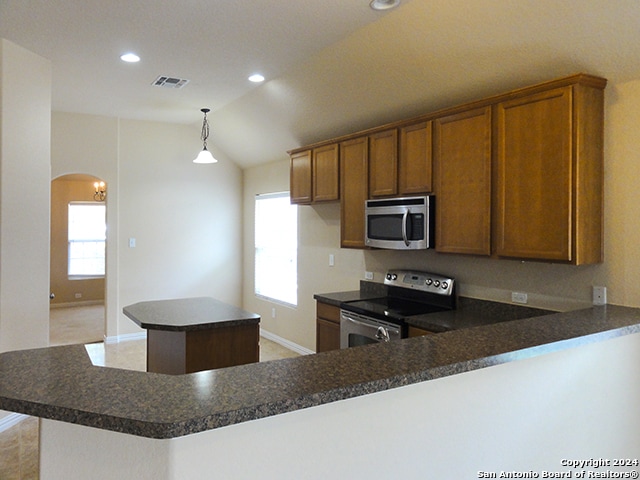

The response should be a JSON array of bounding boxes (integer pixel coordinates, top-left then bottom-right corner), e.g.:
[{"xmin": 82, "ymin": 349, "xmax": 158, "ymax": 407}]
[
  {"xmin": 68, "ymin": 202, "xmax": 106, "ymax": 277},
  {"xmin": 254, "ymin": 192, "xmax": 297, "ymax": 306}
]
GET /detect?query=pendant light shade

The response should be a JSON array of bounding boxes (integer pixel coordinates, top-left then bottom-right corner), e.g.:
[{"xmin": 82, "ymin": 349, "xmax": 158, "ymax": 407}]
[
  {"xmin": 370, "ymin": 0, "xmax": 400, "ymax": 10},
  {"xmin": 193, "ymin": 108, "xmax": 218, "ymax": 164}
]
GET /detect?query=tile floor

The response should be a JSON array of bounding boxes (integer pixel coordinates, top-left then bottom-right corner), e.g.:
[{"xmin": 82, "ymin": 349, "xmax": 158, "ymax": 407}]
[
  {"xmin": 0, "ymin": 416, "xmax": 38, "ymax": 480},
  {"xmin": 0, "ymin": 305, "xmax": 300, "ymax": 479}
]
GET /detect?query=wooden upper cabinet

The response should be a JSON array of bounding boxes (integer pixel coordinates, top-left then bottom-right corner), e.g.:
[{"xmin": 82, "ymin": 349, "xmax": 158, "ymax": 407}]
[
  {"xmin": 368, "ymin": 129, "xmax": 398, "ymax": 198},
  {"xmin": 340, "ymin": 137, "xmax": 369, "ymax": 248},
  {"xmin": 313, "ymin": 144, "xmax": 340, "ymax": 202},
  {"xmin": 495, "ymin": 83, "xmax": 604, "ymax": 264},
  {"xmin": 290, "ymin": 150, "xmax": 312, "ymax": 204},
  {"xmin": 434, "ymin": 107, "xmax": 492, "ymax": 255},
  {"xmin": 399, "ymin": 121, "xmax": 433, "ymax": 195},
  {"xmin": 288, "ymin": 73, "xmax": 605, "ymax": 260},
  {"xmin": 290, "ymin": 145, "xmax": 339, "ymax": 204}
]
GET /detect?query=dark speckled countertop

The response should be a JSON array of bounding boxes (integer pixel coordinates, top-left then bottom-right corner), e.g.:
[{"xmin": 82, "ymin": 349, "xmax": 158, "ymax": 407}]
[
  {"xmin": 1, "ymin": 304, "xmax": 640, "ymax": 439},
  {"xmin": 123, "ymin": 297, "xmax": 260, "ymax": 332},
  {"xmin": 313, "ymin": 282, "xmax": 553, "ymax": 332}
]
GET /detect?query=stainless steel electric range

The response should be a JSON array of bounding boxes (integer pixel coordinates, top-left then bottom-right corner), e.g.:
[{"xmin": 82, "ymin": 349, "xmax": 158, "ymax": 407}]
[{"xmin": 340, "ymin": 270, "xmax": 456, "ymax": 348}]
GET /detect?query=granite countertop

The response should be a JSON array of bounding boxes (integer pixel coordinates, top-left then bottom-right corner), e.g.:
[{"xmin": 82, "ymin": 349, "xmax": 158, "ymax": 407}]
[
  {"xmin": 311, "ymin": 280, "xmax": 388, "ymax": 306},
  {"xmin": 1, "ymin": 305, "xmax": 639, "ymax": 439},
  {"xmin": 313, "ymin": 285, "xmax": 554, "ymax": 332},
  {"xmin": 405, "ymin": 297, "xmax": 554, "ymax": 332},
  {"xmin": 123, "ymin": 297, "xmax": 260, "ymax": 332}
]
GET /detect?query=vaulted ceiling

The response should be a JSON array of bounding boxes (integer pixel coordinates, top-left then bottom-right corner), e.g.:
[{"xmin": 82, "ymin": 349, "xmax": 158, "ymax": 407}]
[{"xmin": 2, "ymin": 0, "xmax": 640, "ymax": 167}]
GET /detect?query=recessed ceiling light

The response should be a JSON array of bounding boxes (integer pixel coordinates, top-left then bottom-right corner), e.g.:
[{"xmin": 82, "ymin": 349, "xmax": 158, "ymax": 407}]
[
  {"xmin": 369, "ymin": 0, "xmax": 400, "ymax": 11},
  {"xmin": 120, "ymin": 53, "xmax": 140, "ymax": 63},
  {"xmin": 248, "ymin": 73, "xmax": 265, "ymax": 83}
]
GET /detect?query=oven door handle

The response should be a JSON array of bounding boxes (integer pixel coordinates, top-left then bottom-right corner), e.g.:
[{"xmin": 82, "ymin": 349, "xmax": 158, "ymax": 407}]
[
  {"xmin": 342, "ymin": 313, "xmax": 398, "ymax": 337},
  {"xmin": 342, "ymin": 313, "xmax": 379, "ymax": 330},
  {"xmin": 401, "ymin": 208, "xmax": 410, "ymax": 246},
  {"xmin": 375, "ymin": 326, "xmax": 391, "ymax": 342}
]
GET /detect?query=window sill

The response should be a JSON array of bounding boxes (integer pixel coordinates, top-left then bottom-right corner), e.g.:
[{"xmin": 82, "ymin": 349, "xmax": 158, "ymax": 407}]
[{"xmin": 68, "ymin": 275, "xmax": 105, "ymax": 281}]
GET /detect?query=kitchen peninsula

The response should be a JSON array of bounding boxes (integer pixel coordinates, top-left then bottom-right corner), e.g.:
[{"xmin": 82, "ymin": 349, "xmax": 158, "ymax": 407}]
[
  {"xmin": 1, "ymin": 305, "xmax": 639, "ymax": 478},
  {"xmin": 123, "ymin": 297, "xmax": 260, "ymax": 374}
]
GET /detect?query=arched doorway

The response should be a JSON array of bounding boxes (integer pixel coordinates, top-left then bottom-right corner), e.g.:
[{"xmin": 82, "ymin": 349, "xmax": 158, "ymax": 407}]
[{"xmin": 49, "ymin": 174, "xmax": 107, "ymax": 345}]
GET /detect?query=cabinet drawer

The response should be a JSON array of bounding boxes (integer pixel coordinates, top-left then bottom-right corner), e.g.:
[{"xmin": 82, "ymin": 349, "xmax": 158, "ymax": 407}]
[
  {"xmin": 408, "ymin": 326, "xmax": 436, "ymax": 337},
  {"xmin": 317, "ymin": 302, "xmax": 340, "ymax": 323}
]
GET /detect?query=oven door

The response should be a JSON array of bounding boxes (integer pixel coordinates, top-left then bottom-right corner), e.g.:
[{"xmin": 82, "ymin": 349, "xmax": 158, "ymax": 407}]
[{"xmin": 340, "ymin": 310, "xmax": 401, "ymax": 349}]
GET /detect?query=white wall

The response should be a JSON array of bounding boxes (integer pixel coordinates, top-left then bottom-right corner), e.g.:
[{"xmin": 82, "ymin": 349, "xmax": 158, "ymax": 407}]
[
  {"xmin": 116, "ymin": 119, "xmax": 243, "ymax": 335},
  {"xmin": 51, "ymin": 113, "xmax": 243, "ymax": 338},
  {"xmin": 242, "ymin": 160, "xmax": 365, "ymax": 351},
  {"xmin": 40, "ymin": 331, "xmax": 640, "ymax": 479},
  {"xmin": 51, "ymin": 113, "xmax": 119, "ymax": 337},
  {"xmin": 0, "ymin": 39, "xmax": 51, "ymax": 352},
  {"xmin": 242, "ymin": 77, "xmax": 640, "ymax": 351}
]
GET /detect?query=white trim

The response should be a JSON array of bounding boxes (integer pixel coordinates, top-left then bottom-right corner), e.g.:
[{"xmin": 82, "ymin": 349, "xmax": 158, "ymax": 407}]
[
  {"xmin": 255, "ymin": 191, "xmax": 289, "ymax": 200},
  {"xmin": 0, "ymin": 412, "xmax": 29, "ymax": 433},
  {"xmin": 104, "ymin": 331, "xmax": 147, "ymax": 344},
  {"xmin": 50, "ymin": 300, "xmax": 104, "ymax": 309},
  {"xmin": 260, "ymin": 329, "xmax": 313, "ymax": 355}
]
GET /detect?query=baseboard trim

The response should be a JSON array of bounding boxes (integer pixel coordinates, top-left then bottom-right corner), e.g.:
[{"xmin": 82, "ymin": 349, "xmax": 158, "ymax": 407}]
[
  {"xmin": 104, "ymin": 331, "xmax": 147, "ymax": 344},
  {"xmin": 260, "ymin": 329, "xmax": 314, "ymax": 355},
  {"xmin": 50, "ymin": 300, "xmax": 104, "ymax": 309},
  {"xmin": 0, "ymin": 412, "xmax": 28, "ymax": 433}
]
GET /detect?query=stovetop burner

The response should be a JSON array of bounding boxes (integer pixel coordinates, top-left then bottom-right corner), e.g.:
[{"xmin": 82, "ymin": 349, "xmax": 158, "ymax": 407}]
[
  {"xmin": 340, "ymin": 270, "xmax": 456, "ymax": 325},
  {"xmin": 341, "ymin": 297, "xmax": 449, "ymax": 322}
]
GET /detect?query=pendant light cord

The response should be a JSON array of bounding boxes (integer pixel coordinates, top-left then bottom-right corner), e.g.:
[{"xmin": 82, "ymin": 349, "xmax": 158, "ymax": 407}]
[{"xmin": 200, "ymin": 109, "xmax": 210, "ymax": 149}]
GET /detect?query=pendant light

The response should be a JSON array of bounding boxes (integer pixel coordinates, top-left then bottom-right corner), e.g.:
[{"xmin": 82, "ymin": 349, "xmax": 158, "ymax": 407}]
[
  {"xmin": 193, "ymin": 108, "xmax": 218, "ymax": 164},
  {"xmin": 370, "ymin": 0, "xmax": 400, "ymax": 10}
]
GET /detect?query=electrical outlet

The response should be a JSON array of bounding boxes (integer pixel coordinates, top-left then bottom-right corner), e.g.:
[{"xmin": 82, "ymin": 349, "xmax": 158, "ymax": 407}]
[
  {"xmin": 364, "ymin": 271, "xmax": 374, "ymax": 280},
  {"xmin": 511, "ymin": 292, "xmax": 528, "ymax": 304},
  {"xmin": 74, "ymin": 293, "xmax": 82, "ymax": 299},
  {"xmin": 271, "ymin": 307, "xmax": 276, "ymax": 318},
  {"xmin": 593, "ymin": 286, "xmax": 607, "ymax": 305}
]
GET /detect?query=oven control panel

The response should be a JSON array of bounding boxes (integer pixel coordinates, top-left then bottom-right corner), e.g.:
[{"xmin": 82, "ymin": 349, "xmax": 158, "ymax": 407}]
[{"xmin": 384, "ymin": 270, "xmax": 455, "ymax": 296}]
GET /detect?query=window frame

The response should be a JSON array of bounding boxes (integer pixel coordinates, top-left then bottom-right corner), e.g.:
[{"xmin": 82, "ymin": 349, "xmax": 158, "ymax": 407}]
[
  {"xmin": 67, "ymin": 201, "xmax": 106, "ymax": 280},
  {"xmin": 254, "ymin": 191, "xmax": 298, "ymax": 307}
]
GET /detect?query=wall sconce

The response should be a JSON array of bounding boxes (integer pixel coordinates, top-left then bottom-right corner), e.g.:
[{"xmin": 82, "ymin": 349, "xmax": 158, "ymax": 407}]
[
  {"xmin": 94, "ymin": 181, "xmax": 106, "ymax": 201},
  {"xmin": 193, "ymin": 108, "xmax": 218, "ymax": 164}
]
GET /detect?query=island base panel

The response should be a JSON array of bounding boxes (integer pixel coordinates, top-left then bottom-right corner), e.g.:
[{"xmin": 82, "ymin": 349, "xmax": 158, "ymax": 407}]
[{"xmin": 147, "ymin": 324, "xmax": 259, "ymax": 374}]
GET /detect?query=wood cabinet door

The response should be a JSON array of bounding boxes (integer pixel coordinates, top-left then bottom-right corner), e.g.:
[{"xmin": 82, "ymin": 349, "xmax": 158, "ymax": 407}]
[
  {"xmin": 408, "ymin": 326, "xmax": 436, "ymax": 337},
  {"xmin": 495, "ymin": 86, "xmax": 572, "ymax": 261},
  {"xmin": 313, "ymin": 144, "xmax": 340, "ymax": 202},
  {"xmin": 368, "ymin": 129, "xmax": 398, "ymax": 198},
  {"xmin": 316, "ymin": 302, "xmax": 341, "ymax": 353},
  {"xmin": 433, "ymin": 107, "xmax": 492, "ymax": 255},
  {"xmin": 290, "ymin": 150, "xmax": 312, "ymax": 204},
  {"xmin": 399, "ymin": 121, "xmax": 433, "ymax": 195},
  {"xmin": 340, "ymin": 137, "xmax": 369, "ymax": 248},
  {"xmin": 316, "ymin": 318, "xmax": 341, "ymax": 352}
]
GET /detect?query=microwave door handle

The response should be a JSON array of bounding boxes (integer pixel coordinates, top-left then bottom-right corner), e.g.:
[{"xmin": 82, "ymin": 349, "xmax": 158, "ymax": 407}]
[{"xmin": 401, "ymin": 209, "xmax": 410, "ymax": 246}]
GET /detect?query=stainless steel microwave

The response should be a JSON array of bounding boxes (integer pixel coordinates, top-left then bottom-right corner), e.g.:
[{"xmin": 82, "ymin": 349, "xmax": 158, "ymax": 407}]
[{"xmin": 364, "ymin": 195, "xmax": 434, "ymax": 250}]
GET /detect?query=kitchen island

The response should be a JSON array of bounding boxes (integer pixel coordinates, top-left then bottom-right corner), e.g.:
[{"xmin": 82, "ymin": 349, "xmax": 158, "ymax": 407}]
[
  {"xmin": 123, "ymin": 297, "xmax": 260, "ymax": 374},
  {"xmin": 1, "ymin": 305, "xmax": 639, "ymax": 478}
]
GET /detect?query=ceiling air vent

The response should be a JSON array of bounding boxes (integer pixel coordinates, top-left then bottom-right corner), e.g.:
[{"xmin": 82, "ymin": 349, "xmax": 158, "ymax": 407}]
[{"xmin": 152, "ymin": 76, "xmax": 190, "ymax": 89}]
